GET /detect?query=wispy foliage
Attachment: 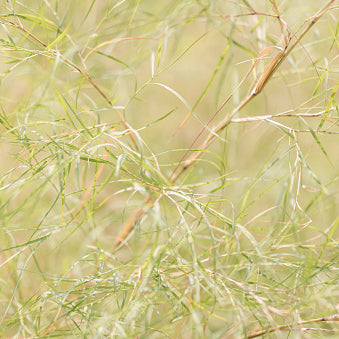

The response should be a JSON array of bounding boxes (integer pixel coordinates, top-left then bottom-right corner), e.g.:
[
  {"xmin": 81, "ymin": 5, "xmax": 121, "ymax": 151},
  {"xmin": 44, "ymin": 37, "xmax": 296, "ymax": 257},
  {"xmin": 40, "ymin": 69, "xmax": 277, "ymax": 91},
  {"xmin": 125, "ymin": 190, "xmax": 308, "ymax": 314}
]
[{"xmin": 0, "ymin": 0, "xmax": 338, "ymax": 337}]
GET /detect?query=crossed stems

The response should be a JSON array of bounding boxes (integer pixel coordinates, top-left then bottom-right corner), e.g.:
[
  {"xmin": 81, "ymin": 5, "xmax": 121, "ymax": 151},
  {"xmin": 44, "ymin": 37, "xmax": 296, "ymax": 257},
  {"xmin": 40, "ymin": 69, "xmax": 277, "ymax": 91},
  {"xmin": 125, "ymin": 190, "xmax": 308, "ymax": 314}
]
[
  {"xmin": 116, "ymin": 0, "xmax": 336, "ymax": 245},
  {"xmin": 0, "ymin": 0, "xmax": 336, "ymax": 245}
]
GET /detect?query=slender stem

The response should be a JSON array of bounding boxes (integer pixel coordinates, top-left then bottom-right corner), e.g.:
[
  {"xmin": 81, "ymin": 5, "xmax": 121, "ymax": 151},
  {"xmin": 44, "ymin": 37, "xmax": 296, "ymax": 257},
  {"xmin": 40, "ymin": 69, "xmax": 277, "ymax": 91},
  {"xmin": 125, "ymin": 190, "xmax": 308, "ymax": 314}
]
[
  {"xmin": 0, "ymin": 15, "xmax": 138, "ymax": 148},
  {"xmin": 114, "ymin": 0, "xmax": 336, "ymax": 246},
  {"xmin": 170, "ymin": 0, "xmax": 336, "ymax": 183},
  {"xmin": 246, "ymin": 314, "xmax": 339, "ymax": 338}
]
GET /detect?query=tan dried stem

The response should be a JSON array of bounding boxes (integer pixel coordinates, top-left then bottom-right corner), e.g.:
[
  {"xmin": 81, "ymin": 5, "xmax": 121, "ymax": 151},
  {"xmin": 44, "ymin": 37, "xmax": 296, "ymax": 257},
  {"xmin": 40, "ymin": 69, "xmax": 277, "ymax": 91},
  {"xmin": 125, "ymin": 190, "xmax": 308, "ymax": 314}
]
[
  {"xmin": 171, "ymin": 0, "xmax": 336, "ymax": 182},
  {"xmin": 246, "ymin": 314, "xmax": 339, "ymax": 338},
  {"xmin": 115, "ymin": 0, "xmax": 336, "ymax": 246}
]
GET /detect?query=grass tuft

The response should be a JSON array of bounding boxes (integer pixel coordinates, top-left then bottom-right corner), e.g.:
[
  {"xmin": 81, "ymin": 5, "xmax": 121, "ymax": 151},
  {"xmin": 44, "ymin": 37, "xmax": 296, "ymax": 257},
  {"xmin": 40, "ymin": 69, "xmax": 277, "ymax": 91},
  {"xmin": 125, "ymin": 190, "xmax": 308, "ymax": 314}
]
[{"xmin": 0, "ymin": 0, "xmax": 338, "ymax": 337}]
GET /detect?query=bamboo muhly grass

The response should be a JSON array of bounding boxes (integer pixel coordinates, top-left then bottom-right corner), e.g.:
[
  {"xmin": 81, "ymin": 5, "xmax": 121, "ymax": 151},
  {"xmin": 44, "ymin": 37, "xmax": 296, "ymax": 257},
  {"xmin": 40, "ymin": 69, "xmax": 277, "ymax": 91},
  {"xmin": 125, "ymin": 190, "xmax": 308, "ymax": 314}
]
[{"xmin": 0, "ymin": 0, "xmax": 338, "ymax": 338}]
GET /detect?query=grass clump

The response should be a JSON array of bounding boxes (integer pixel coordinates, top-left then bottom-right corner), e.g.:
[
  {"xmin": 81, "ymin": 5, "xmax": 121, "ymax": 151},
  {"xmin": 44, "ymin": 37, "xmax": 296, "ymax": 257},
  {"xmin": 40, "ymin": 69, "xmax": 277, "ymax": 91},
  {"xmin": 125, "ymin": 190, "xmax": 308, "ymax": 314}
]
[{"xmin": 0, "ymin": 0, "xmax": 338, "ymax": 338}]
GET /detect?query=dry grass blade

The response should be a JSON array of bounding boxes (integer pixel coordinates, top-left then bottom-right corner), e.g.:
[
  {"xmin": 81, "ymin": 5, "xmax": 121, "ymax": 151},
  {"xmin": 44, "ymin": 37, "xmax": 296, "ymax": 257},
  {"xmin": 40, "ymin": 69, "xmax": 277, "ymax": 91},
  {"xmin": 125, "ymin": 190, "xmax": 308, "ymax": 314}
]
[
  {"xmin": 115, "ymin": 0, "xmax": 336, "ymax": 246},
  {"xmin": 171, "ymin": 0, "xmax": 336, "ymax": 182},
  {"xmin": 246, "ymin": 314, "xmax": 339, "ymax": 338}
]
